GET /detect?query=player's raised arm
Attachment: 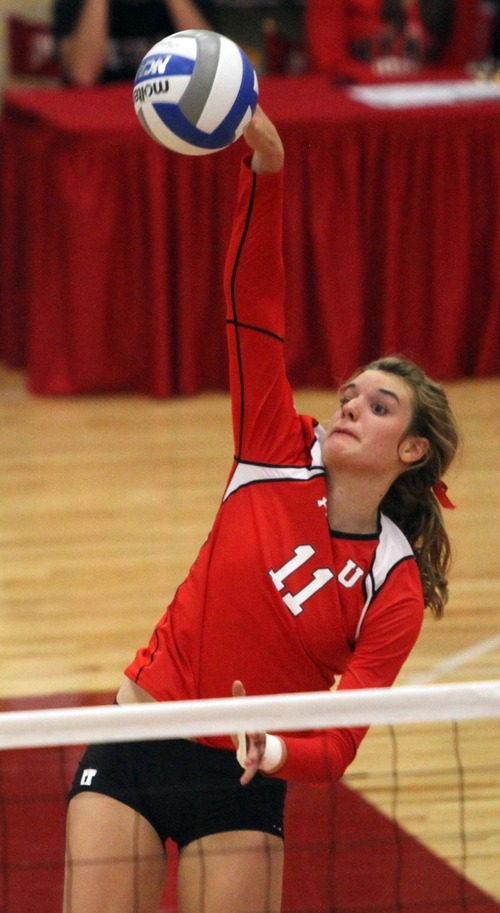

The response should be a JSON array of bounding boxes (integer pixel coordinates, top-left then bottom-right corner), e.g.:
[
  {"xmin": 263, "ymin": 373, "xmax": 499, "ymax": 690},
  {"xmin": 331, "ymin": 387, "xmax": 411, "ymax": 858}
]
[{"xmin": 244, "ymin": 106, "xmax": 284, "ymax": 175}]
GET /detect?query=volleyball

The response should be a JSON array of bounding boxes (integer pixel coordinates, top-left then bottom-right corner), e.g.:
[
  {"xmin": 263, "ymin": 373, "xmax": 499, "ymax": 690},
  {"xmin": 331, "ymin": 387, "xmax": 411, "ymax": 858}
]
[{"xmin": 133, "ymin": 30, "xmax": 259, "ymax": 155}]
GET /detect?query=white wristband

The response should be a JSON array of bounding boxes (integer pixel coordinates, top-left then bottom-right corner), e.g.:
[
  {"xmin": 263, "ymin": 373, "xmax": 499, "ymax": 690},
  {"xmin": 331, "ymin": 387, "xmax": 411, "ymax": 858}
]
[
  {"xmin": 236, "ymin": 731, "xmax": 247, "ymax": 768},
  {"xmin": 259, "ymin": 733, "xmax": 284, "ymax": 772},
  {"xmin": 236, "ymin": 732, "xmax": 284, "ymax": 773}
]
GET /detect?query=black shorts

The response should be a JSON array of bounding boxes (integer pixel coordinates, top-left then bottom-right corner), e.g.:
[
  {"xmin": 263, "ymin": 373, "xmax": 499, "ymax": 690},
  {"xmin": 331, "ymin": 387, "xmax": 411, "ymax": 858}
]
[{"xmin": 68, "ymin": 738, "xmax": 287, "ymax": 850}]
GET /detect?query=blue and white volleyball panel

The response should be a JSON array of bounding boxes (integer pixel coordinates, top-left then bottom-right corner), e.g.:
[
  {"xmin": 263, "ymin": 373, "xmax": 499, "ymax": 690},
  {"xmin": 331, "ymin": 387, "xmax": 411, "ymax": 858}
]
[{"xmin": 133, "ymin": 31, "xmax": 259, "ymax": 155}]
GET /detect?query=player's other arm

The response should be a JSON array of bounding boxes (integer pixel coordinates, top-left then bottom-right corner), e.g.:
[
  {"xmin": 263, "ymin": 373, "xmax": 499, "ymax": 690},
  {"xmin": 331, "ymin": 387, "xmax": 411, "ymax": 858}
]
[{"xmin": 233, "ymin": 583, "xmax": 424, "ymax": 784}]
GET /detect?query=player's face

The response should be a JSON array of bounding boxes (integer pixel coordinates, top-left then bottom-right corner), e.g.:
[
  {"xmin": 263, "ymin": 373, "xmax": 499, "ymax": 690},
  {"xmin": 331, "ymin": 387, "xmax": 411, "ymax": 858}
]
[{"xmin": 323, "ymin": 369, "xmax": 428, "ymax": 477}]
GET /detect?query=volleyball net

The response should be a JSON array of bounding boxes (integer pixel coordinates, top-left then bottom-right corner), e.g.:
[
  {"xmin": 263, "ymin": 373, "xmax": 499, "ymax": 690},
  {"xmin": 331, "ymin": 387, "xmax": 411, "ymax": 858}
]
[{"xmin": 1, "ymin": 680, "xmax": 499, "ymax": 913}]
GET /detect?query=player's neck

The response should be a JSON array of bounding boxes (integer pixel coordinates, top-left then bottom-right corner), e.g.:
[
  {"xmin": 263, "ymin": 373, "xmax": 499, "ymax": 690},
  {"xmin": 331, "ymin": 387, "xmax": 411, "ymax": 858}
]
[{"xmin": 325, "ymin": 474, "xmax": 385, "ymax": 535}]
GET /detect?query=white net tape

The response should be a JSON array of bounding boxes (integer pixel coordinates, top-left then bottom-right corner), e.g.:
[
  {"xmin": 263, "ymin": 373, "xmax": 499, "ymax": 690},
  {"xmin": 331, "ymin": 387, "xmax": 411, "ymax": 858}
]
[{"xmin": 1, "ymin": 680, "xmax": 499, "ymax": 750}]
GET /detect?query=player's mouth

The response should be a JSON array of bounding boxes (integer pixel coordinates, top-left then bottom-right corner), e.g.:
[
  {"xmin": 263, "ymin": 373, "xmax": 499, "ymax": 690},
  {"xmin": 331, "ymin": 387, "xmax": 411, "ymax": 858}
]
[{"xmin": 332, "ymin": 426, "xmax": 358, "ymax": 439}]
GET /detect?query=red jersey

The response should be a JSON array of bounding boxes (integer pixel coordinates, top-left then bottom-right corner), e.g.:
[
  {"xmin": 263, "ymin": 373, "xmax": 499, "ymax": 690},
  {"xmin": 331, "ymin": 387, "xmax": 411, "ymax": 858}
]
[{"xmin": 125, "ymin": 157, "xmax": 424, "ymax": 781}]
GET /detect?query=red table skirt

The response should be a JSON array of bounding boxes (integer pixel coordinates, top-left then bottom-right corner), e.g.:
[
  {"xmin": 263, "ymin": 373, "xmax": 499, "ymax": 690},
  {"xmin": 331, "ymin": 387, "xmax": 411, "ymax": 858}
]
[{"xmin": 1, "ymin": 77, "xmax": 499, "ymax": 396}]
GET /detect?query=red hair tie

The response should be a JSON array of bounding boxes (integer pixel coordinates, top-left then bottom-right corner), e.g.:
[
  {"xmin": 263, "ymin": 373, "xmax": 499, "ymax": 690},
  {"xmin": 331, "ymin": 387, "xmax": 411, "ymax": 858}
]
[{"xmin": 432, "ymin": 480, "xmax": 456, "ymax": 510}]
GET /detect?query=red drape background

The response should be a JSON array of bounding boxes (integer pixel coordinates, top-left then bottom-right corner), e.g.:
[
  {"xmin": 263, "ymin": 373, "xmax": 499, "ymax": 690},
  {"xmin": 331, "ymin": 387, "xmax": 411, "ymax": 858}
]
[{"xmin": 1, "ymin": 77, "xmax": 499, "ymax": 396}]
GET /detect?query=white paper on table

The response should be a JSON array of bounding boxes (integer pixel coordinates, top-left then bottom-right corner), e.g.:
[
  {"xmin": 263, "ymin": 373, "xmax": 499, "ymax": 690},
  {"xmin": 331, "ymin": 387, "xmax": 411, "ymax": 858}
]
[{"xmin": 348, "ymin": 80, "xmax": 500, "ymax": 109}]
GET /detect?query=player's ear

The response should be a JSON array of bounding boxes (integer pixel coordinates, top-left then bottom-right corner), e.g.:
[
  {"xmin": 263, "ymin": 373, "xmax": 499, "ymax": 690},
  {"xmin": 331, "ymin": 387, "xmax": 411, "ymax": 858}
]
[{"xmin": 398, "ymin": 435, "xmax": 429, "ymax": 466}]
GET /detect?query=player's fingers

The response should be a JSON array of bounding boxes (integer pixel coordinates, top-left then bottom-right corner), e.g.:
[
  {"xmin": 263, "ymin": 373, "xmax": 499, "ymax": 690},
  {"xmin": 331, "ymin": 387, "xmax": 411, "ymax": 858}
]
[
  {"xmin": 232, "ymin": 679, "xmax": 246, "ymax": 698},
  {"xmin": 245, "ymin": 732, "xmax": 266, "ymax": 766},
  {"xmin": 231, "ymin": 681, "xmax": 248, "ymax": 759}
]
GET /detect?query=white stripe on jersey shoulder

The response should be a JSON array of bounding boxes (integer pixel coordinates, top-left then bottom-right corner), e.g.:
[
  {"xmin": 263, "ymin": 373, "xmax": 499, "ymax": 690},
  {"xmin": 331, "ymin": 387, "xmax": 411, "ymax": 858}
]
[
  {"xmin": 223, "ymin": 426, "xmax": 326, "ymax": 502},
  {"xmin": 354, "ymin": 514, "xmax": 415, "ymax": 642}
]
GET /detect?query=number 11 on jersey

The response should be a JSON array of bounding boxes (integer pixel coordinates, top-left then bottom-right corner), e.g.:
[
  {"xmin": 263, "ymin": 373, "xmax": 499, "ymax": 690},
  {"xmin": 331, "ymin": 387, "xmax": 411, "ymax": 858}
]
[{"xmin": 269, "ymin": 545, "xmax": 334, "ymax": 617}]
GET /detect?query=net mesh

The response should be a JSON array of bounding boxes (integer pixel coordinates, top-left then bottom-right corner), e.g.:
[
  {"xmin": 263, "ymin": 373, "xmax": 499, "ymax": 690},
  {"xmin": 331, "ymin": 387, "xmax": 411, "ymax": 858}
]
[{"xmin": 1, "ymin": 681, "xmax": 499, "ymax": 913}]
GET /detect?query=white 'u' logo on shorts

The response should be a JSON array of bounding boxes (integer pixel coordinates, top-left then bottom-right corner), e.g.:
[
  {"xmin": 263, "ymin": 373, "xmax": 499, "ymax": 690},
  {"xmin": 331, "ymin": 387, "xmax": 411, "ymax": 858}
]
[{"xmin": 80, "ymin": 768, "xmax": 97, "ymax": 786}]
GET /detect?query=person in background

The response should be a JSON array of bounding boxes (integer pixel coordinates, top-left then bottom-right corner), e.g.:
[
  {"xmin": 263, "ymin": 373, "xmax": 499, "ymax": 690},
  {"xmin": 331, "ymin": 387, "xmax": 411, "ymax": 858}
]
[
  {"xmin": 486, "ymin": 0, "xmax": 500, "ymax": 60},
  {"xmin": 52, "ymin": 0, "xmax": 218, "ymax": 86},
  {"xmin": 306, "ymin": 0, "xmax": 462, "ymax": 82}
]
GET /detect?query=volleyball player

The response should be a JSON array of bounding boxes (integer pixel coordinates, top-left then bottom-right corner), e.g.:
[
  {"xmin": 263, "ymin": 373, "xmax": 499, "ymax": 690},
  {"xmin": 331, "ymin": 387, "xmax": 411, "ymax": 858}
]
[{"xmin": 63, "ymin": 107, "xmax": 460, "ymax": 913}]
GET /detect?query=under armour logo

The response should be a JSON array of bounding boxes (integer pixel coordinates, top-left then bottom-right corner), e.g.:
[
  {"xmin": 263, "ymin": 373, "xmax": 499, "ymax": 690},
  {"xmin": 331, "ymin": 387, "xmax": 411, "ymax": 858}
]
[
  {"xmin": 80, "ymin": 768, "xmax": 97, "ymax": 786},
  {"xmin": 317, "ymin": 497, "xmax": 327, "ymax": 509}
]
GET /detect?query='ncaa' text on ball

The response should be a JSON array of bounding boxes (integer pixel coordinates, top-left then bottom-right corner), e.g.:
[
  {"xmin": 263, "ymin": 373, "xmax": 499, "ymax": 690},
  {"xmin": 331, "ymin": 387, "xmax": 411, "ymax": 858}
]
[{"xmin": 136, "ymin": 55, "xmax": 172, "ymax": 79}]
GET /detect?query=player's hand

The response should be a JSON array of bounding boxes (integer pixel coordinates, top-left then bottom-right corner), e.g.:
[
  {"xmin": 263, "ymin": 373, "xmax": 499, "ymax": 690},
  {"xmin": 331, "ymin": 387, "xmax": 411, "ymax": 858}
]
[
  {"xmin": 244, "ymin": 106, "xmax": 284, "ymax": 175},
  {"xmin": 231, "ymin": 680, "xmax": 267, "ymax": 785}
]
